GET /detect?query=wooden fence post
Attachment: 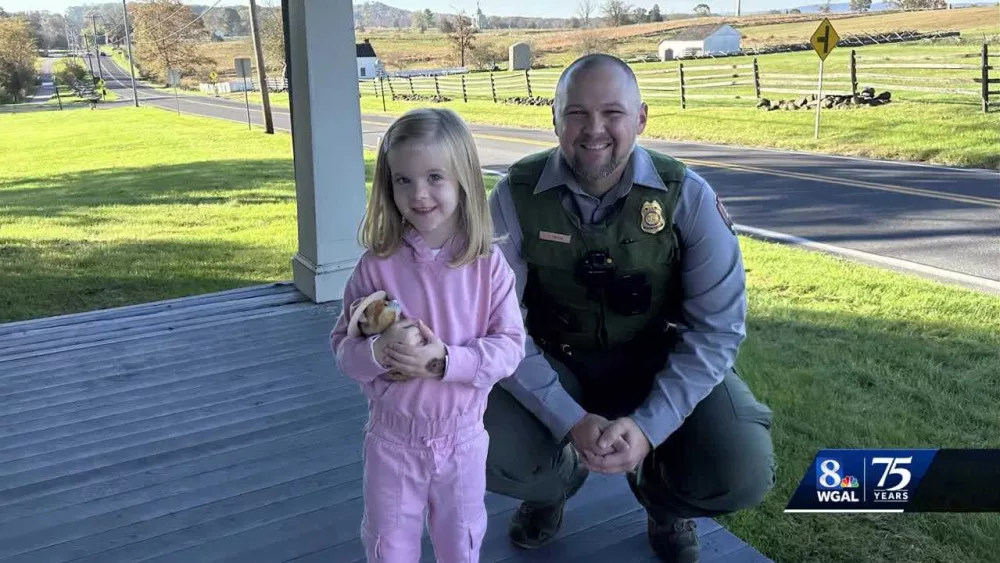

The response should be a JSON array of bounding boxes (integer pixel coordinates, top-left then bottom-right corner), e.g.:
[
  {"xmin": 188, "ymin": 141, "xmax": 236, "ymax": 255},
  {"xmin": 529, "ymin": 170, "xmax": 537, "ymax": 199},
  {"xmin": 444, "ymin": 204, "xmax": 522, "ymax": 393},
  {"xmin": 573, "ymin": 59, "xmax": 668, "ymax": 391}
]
[
  {"xmin": 982, "ymin": 43, "xmax": 990, "ymax": 113},
  {"xmin": 372, "ymin": 79, "xmax": 378, "ymax": 97},
  {"xmin": 386, "ymin": 76, "xmax": 395, "ymax": 99},
  {"xmin": 461, "ymin": 75, "xmax": 467, "ymax": 103},
  {"xmin": 434, "ymin": 75, "xmax": 441, "ymax": 98},
  {"xmin": 525, "ymin": 69, "xmax": 533, "ymax": 98},
  {"xmin": 490, "ymin": 72, "xmax": 497, "ymax": 103},
  {"xmin": 408, "ymin": 76, "xmax": 414, "ymax": 95},
  {"xmin": 850, "ymin": 49, "xmax": 858, "ymax": 97},
  {"xmin": 678, "ymin": 63, "xmax": 686, "ymax": 109},
  {"xmin": 753, "ymin": 57, "xmax": 761, "ymax": 100}
]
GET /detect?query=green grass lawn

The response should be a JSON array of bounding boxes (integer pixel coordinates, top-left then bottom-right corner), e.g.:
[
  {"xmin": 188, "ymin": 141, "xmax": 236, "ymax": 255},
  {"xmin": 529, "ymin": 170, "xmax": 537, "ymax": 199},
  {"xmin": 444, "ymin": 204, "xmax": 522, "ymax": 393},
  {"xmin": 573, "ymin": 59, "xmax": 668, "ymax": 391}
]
[{"xmin": 1, "ymin": 106, "xmax": 997, "ymax": 562}]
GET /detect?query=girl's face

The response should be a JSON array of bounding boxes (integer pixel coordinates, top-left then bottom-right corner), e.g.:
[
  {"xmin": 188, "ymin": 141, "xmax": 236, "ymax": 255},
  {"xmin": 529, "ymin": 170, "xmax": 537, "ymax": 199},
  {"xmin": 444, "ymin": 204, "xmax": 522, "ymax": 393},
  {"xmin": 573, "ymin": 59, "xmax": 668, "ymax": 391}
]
[{"xmin": 387, "ymin": 140, "xmax": 462, "ymax": 249}]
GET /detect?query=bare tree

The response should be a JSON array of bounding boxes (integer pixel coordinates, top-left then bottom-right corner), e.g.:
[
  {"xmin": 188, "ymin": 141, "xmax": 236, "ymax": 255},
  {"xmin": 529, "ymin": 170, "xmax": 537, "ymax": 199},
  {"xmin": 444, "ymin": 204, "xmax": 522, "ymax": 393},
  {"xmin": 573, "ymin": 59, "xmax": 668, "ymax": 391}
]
[
  {"xmin": 449, "ymin": 11, "xmax": 476, "ymax": 67},
  {"xmin": 602, "ymin": 0, "xmax": 632, "ymax": 27},
  {"xmin": 576, "ymin": 0, "xmax": 595, "ymax": 27},
  {"xmin": 130, "ymin": 0, "xmax": 213, "ymax": 83},
  {"xmin": 258, "ymin": 4, "xmax": 286, "ymax": 81}
]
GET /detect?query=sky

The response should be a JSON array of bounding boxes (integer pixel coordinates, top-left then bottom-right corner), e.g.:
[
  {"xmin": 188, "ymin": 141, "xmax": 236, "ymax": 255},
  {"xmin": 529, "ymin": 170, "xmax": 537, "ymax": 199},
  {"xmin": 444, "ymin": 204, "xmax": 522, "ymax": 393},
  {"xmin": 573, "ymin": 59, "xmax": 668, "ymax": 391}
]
[{"xmin": 2, "ymin": 0, "xmax": 826, "ymax": 19}]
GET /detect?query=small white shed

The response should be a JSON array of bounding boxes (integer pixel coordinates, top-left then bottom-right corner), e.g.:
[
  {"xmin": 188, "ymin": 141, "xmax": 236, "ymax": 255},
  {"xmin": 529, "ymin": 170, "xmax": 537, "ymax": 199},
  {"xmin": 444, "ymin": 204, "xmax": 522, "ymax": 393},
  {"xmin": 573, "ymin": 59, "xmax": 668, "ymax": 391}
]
[
  {"xmin": 658, "ymin": 24, "xmax": 742, "ymax": 60},
  {"xmin": 356, "ymin": 39, "xmax": 378, "ymax": 78}
]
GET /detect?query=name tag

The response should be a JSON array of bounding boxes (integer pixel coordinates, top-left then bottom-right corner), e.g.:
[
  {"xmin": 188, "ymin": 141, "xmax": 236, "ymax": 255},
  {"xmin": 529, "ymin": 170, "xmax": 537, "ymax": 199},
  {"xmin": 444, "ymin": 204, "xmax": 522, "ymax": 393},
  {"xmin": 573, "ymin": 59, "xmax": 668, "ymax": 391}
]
[{"xmin": 539, "ymin": 231, "xmax": 572, "ymax": 244}]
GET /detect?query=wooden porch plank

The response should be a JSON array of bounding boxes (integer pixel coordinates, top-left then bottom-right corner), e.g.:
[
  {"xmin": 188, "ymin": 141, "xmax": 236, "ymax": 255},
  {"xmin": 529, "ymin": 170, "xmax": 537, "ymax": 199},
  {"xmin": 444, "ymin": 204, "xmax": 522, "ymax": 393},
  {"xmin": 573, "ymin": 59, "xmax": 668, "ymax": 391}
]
[
  {"xmin": 0, "ymin": 363, "xmax": 344, "ymax": 449},
  {"xmin": 0, "ymin": 374, "xmax": 351, "ymax": 463},
  {"xmin": 0, "ymin": 301, "xmax": 320, "ymax": 361},
  {"xmin": 0, "ymin": 283, "xmax": 298, "ymax": 337},
  {"xmin": 0, "ymin": 301, "xmax": 325, "ymax": 364},
  {"xmin": 20, "ymin": 470, "xmax": 365, "ymax": 563},
  {"xmin": 0, "ymin": 306, "xmax": 336, "ymax": 376},
  {"xmin": 0, "ymin": 398, "xmax": 365, "ymax": 490},
  {"xmin": 0, "ymin": 424, "xmax": 364, "ymax": 543},
  {"xmin": 0, "ymin": 291, "xmax": 309, "ymax": 352},
  {"xmin": 1, "ymin": 389, "xmax": 352, "ymax": 473},
  {"xmin": 0, "ymin": 403, "xmax": 367, "ymax": 505},
  {"xmin": 0, "ymin": 415, "xmax": 366, "ymax": 525},
  {"xmin": 1, "ymin": 332, "xmax": 335, "ymax": 416},
  {"xmin": 0, "ymin": 442, "xmax": 365, "ymax": 559}
]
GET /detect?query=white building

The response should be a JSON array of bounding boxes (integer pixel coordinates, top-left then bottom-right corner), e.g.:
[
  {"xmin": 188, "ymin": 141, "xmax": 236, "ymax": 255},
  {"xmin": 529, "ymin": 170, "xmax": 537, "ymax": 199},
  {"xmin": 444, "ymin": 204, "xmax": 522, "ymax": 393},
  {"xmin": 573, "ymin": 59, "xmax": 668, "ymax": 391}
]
[
  {"xmin": 658, "ymin": 24, "xmax": 742, "ymax": 60},
  {"xmin": 356, "ymin": 39, "xmax": 378, "ymax": 78}
]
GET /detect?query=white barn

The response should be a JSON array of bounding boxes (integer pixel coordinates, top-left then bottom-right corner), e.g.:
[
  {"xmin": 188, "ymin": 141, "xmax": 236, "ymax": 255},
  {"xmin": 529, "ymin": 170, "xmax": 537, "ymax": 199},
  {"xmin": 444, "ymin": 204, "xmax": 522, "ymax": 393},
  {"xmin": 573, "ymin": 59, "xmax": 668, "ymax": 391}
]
[
  {"xmin": 658, "ymin": 24, "xmax": 742, "ymax": 60},
  {"xmin": 356, "ymin": 39, "xmax": 378, "ymax": 78}
]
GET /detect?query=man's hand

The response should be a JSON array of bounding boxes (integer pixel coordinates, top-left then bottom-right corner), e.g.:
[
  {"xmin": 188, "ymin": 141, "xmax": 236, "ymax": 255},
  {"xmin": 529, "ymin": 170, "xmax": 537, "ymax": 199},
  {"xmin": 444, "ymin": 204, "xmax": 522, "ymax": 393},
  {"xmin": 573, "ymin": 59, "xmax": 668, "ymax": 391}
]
[
  {"xmin": 584, "ymin": 417, "xmax": 652, "ymax": 475},
  {"xmin": 569, "ymin": 413, "xmax": 625, "ymax": 468},
  {"xmin": 384, "ymin": 320, "xmax": 447, "ymax": 379}
]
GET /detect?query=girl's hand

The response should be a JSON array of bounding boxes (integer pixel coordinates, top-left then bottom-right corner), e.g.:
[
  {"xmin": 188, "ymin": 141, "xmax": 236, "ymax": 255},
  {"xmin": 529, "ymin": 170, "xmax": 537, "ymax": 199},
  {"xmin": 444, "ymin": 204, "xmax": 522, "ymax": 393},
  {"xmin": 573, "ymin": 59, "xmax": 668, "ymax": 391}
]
[
  {"xmin": 384, "ymin": 320, "xmax": 447, "ymax": 379},
  {"xmin": 372, "ymin": 318, "xmax": 420, "ymax": 366}
]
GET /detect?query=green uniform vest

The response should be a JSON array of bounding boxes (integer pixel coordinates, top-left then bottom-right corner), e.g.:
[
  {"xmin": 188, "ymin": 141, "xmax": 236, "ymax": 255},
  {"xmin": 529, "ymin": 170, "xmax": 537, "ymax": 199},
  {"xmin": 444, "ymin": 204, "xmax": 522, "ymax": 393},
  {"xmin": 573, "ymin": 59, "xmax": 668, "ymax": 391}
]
[{"xmin": 507, "ymin": 148, "xmax": 687, "ymax": 353}]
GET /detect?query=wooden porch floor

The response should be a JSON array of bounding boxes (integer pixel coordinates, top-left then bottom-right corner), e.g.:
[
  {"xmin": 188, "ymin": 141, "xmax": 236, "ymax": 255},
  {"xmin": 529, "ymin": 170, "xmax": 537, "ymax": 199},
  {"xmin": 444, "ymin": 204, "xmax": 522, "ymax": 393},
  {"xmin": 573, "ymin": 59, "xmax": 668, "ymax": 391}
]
[{"xmin": 0, "ymin": 283, "xmax": 773, "ymax": 562}]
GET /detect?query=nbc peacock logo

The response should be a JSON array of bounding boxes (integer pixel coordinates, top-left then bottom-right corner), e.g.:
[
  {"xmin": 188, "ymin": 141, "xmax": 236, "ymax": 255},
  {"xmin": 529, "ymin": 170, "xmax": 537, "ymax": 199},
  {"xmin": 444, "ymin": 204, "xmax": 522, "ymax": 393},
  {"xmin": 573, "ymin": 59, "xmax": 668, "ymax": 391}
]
[{"xmin": 840, "ymin": 475, "xmax": 859, "ymax": 488}]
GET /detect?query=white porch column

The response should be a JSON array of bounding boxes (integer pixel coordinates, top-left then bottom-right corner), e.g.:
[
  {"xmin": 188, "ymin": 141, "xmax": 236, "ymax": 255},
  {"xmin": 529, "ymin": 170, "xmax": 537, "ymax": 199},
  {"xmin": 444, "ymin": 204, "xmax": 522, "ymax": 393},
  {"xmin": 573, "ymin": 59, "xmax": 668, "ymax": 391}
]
[{"xmin": 286, "ymin": 0, "xmax": 367, "ymax": 303}]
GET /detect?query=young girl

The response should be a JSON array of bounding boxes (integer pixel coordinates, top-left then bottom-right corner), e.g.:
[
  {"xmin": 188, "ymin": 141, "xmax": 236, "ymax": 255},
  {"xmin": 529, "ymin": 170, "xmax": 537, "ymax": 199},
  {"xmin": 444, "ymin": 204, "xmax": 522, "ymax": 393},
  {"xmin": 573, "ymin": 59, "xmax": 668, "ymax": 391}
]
[{"xmin": 330, "ymin": 107, "xmax": 527, "ymax": 562}]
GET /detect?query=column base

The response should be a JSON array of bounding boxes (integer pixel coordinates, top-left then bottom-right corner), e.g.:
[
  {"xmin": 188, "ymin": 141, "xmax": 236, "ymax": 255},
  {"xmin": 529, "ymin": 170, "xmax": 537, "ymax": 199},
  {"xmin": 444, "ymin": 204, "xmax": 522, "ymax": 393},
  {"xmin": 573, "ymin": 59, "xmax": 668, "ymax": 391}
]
[{"xmin": 292, "ymin": 252, "xmax": 357, "ymax": 303}]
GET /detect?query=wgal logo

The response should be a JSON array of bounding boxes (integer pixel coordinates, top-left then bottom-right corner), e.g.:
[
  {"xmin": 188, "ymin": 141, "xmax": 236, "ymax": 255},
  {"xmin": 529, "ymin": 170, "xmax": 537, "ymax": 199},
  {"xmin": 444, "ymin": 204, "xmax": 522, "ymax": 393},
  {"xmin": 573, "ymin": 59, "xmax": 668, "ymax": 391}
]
[{"xmin": 815, "ymin": 458, "xmax": 861, "ymax": 503}]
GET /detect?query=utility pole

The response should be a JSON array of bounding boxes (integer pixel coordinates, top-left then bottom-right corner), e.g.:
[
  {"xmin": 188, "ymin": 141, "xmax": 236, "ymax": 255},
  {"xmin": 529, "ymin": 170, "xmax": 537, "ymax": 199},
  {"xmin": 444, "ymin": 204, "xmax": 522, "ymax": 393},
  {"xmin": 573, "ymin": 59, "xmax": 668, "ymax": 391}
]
[
  {"xmin": 248, "ymin": 0, "xmax": 274, "ymax": 134},
  {"xmin": 90, "ymin": 15, "xmax": 104, "ymax": 81},
  {"xmin": 121, "ymin": 0, "xmax": 139, "ymax": 107}
]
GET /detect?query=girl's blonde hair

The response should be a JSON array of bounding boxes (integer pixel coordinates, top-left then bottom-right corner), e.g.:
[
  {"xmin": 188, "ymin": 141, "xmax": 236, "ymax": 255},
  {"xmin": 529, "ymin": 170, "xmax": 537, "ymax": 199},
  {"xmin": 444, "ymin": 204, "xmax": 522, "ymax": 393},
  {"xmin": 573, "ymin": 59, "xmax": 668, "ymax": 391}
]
[{"xmin": 360, "ymin": 107, "xmax": 496, "ymax": 267}]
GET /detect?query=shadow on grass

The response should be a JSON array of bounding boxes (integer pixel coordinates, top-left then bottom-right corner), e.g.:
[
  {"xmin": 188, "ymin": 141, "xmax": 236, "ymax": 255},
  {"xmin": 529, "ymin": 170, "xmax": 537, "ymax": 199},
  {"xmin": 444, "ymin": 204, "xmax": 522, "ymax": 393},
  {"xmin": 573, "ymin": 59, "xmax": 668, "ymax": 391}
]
[
  {"xmin": 0, "ymin": 238, "xmax": 291, "ymax": 323},
  {"xmin": 1, "ymin": 159, "xmax": 297, "ymax": 220},
  {"xmin": 724, "ymin": 304, "xmax": 999, "ymax": 563}
]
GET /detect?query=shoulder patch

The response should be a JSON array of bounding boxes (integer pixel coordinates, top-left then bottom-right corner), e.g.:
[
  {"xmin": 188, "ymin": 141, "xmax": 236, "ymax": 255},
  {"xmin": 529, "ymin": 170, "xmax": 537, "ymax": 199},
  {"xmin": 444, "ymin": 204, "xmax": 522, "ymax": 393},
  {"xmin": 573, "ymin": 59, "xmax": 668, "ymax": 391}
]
[{"xmin": 716, "ymin": 195, "xmax": 736, "ymax": 235}]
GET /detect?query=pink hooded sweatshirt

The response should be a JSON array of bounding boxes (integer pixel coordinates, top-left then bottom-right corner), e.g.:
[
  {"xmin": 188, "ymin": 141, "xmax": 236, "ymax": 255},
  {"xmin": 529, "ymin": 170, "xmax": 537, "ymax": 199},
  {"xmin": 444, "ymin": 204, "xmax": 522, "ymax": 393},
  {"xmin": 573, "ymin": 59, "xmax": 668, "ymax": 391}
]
[{"xmin": 330, "ymin": 228, "xmax": 527, "ymax": 426}]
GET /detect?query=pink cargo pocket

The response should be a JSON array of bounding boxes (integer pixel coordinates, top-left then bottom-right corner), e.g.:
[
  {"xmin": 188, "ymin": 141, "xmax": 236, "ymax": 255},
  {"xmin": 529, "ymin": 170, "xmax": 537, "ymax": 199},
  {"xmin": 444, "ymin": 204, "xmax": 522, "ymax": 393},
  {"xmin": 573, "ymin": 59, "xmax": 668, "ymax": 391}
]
[
  {"xmin": 362, "ymin": 432, "xmax": 402, "ymax": 529},
  {"xmin": 466, "ymin": 510, "xmax": 488, "ymax": 560},
  {"xmin": 361, "ymin": 520, "xmax": 383, "ymax": 560}
]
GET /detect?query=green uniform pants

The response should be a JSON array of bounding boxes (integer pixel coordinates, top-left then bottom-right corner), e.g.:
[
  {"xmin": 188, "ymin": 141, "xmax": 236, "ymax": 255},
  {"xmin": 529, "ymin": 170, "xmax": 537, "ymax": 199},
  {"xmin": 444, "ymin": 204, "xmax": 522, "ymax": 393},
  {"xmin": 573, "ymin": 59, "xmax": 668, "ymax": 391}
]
[{"xmin": 483, "ymin": 348, "xmax": 776, "ymax": 522}]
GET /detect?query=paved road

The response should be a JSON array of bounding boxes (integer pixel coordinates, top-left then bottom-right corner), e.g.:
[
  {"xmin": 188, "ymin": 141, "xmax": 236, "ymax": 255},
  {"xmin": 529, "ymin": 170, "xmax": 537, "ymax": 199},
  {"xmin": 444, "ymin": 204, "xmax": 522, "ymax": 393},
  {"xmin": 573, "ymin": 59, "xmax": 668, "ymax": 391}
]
[
  {"xmin": 94, "ymin": 55, "xmax": 1000, "ymax": 292},
  {"xmin": 26, "ymin": 58, "xmax": 56, "ymax": 104}
]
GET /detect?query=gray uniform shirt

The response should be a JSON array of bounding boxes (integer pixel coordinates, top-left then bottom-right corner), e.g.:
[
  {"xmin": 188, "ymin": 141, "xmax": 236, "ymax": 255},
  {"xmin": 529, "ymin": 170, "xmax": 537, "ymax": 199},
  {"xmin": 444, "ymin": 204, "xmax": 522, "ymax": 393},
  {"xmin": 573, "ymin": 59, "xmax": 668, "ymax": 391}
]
[{"xmin": 488, "ymin": 146, "xmax": 748, "ymax": 448}]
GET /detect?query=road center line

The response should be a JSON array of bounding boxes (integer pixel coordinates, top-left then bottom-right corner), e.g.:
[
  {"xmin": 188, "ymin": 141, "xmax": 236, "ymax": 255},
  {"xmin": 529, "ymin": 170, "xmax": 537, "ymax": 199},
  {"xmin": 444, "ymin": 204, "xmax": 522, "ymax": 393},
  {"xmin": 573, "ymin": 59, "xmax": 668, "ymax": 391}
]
[{"xmin": 361, "ymin": 120, "xmax": 998, "ymax": 208}]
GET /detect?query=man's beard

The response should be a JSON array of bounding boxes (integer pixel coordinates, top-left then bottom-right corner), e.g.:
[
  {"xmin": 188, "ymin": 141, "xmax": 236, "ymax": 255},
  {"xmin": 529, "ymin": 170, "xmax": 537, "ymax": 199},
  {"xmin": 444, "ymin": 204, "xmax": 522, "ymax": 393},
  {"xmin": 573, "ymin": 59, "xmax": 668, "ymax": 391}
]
[{"xmin": 569, "ymin": 144, "xmax": 628, "ymax": 184}]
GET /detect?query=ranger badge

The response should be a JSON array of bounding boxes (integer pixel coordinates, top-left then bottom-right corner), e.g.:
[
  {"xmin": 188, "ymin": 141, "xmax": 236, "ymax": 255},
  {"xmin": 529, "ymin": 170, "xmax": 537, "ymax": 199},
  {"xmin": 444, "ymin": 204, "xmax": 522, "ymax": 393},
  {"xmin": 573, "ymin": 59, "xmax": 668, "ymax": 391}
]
[{"xmin": 640, "ymin": 200, "xmax": 665, "ymax": 234}]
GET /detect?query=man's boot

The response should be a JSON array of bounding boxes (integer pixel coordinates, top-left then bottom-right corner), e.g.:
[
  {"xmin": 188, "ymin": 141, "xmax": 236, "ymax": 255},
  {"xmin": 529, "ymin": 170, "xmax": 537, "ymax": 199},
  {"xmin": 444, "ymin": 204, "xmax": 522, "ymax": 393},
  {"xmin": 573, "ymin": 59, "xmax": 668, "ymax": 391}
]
[
  {"xmin": 648, "ymin": 513, "xmax": 700, "ymax": 563},
  {"xmin": 508, "ymin": 446, "xmax": 588, "ymax": 549}
]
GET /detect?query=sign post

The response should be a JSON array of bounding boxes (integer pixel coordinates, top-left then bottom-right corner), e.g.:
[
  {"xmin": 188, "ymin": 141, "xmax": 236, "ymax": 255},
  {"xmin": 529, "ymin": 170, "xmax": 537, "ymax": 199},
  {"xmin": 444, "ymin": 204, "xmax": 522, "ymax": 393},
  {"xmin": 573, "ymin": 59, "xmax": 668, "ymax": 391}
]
[
  {"xmin": 209, "ymin": 71, "xmax": 218, "ymax": 97},
  {"xmin": 809, "ymin": 18, "xmax": 840, "ymax": 139},
  {"xmin": 167, "ymin": 68, "xmax": 181, "ymax": 115},
  {"xmin": 235, "ymin": 57, "xmax": 253, "ymax": 130}
]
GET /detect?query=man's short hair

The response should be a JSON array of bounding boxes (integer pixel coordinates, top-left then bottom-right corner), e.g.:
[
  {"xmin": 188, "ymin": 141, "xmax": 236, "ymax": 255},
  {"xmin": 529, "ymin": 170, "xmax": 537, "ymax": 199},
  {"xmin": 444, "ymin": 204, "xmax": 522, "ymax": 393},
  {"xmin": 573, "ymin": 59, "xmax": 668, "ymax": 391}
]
[{"xmin": 554, "ymin": 53, "xmax": 642, "ymax": 113}]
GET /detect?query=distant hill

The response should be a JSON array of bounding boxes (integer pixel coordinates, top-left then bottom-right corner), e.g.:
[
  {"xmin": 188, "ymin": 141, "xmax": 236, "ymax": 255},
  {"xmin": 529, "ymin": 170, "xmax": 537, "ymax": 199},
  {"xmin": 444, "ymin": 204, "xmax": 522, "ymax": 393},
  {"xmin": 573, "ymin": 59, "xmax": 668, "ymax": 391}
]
[
  {"xmin": 792, "ymin": 1, "xmax": 995, "ymax": 12},
  {"xmin": 353, "ymin": 1, "xmax": 413, "ymax": 29},
  {"xmin": 351, "ymin": 1, "xmax": 579, "ymax": 30},
  {"xmin": 793, "ymin": 2, "xmax": 895, "ymax": 13}
]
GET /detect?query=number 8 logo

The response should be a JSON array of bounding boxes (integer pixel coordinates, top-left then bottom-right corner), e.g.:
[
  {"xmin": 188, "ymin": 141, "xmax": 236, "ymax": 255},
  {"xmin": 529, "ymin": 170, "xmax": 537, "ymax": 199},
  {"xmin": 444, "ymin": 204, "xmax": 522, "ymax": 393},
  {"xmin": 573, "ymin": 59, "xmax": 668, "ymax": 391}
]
[{"xmin": 819, "ymin": 459, "xmax": 841, "ymax": 488}]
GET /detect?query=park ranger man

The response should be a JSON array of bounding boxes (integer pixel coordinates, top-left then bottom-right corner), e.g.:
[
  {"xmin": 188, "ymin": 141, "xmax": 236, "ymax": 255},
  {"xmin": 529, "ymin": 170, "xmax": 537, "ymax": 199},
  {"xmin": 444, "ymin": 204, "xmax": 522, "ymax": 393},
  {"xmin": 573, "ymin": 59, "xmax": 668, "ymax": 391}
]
[{"xmin": 485, "ymin": 53, "xmax": 777, "ymax": 563}]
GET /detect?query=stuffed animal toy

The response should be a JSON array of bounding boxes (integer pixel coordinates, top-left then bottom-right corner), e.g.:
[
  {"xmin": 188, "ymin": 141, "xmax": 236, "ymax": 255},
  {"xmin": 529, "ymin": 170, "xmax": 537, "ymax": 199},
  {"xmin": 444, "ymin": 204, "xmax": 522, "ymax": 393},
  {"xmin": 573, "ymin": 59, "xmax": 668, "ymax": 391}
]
[{"xmin": 346, "ymin": 290, "xmax": 410, "ymax": 381}]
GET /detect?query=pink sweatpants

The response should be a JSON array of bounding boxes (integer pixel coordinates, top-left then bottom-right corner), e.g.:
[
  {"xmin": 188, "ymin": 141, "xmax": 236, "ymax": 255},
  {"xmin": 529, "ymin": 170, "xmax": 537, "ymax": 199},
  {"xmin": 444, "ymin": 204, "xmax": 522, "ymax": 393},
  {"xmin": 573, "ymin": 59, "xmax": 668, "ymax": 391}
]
[{"xmin": 360, "ymin": 406, "xmax": 489, "ymax": 562}]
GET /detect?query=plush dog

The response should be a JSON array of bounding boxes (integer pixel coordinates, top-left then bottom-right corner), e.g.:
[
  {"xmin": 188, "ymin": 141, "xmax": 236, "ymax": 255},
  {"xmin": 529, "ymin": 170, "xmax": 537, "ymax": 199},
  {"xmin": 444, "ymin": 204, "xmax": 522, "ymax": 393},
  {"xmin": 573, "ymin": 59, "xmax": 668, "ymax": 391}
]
[{"xmin": 347, "ymin": 290, "xmax": 410, "ymax": 381}]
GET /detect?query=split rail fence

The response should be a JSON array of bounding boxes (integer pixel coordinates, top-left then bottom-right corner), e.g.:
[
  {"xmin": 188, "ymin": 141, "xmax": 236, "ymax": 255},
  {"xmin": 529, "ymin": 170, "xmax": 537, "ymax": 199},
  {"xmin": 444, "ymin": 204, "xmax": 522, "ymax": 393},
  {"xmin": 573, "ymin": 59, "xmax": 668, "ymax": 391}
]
[{"xmin": 360, "ymin": 43, "xmax": 995, "ymax": 113}]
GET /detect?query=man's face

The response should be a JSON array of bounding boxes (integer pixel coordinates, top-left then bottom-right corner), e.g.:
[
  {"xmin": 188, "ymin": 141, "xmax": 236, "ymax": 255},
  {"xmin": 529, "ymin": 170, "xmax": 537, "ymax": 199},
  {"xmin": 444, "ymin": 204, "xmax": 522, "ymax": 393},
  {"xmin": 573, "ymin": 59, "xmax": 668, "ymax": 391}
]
[{"xmin": 553, "ymin": 63, "xmax": 648, "ymax": 189}]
